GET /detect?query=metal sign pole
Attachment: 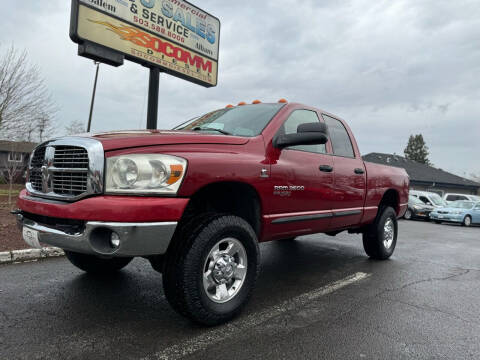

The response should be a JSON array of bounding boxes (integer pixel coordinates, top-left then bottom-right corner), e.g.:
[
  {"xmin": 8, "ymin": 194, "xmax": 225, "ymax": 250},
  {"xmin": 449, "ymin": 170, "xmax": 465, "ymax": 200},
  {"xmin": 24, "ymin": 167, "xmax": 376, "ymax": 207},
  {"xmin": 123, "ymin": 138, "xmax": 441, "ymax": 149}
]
[
  {"xmin": 87, "ymin": 61, "xmax": 100, "ymax": 132},
  {"xmin": 146, "ymin": 68, "xmax": 160, "ymax": 130}
]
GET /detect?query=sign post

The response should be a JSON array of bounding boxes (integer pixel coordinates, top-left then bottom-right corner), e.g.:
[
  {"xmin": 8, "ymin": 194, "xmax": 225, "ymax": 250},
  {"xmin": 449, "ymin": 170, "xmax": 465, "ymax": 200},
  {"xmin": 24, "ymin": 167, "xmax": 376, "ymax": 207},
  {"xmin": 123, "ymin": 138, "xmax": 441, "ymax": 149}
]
[
  {"xmin": 87, "ymin": 61, "xmax": 100, "ymax": 132},
  {"xmin": 70, "ymin": 0, "xmax": 220, "ymax": 129},
  {"xmin": 147, "ymin": 68, "xmax": 160, "ymax": 130}
]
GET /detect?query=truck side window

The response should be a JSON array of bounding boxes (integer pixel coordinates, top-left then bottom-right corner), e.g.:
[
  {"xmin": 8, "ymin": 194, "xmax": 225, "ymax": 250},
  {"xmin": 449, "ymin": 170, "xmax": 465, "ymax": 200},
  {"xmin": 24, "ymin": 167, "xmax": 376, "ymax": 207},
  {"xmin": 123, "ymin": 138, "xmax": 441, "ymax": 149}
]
[
  {"xmin": 281, "ymin": 110, "xmax": 326, "ymax": 154},
  {"xmin": 322, "ymin": 115, "xmax": 355, "ymax": 158}
]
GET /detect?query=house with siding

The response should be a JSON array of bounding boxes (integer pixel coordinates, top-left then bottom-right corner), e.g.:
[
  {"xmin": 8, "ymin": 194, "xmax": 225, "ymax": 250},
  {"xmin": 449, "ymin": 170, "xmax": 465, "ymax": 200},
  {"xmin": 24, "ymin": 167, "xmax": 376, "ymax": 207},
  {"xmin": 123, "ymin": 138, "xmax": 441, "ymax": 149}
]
[
  {"xmin": 0, "ymin": 141, "xmax": 37, "ymax": 183},
  {"xmin": 363, "ymin": 152, "xmax": 480, "ymax": 196}
]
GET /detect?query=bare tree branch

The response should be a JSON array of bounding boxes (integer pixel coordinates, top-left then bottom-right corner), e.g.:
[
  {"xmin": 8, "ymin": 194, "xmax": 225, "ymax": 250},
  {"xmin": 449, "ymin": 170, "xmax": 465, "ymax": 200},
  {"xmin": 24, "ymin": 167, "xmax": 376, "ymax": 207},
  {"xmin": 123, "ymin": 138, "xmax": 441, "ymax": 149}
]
[
  {"xmin": 65, "ymin": 119, "xmax": 86, "ymax": 135},
  {"xmin": 0, "ymin": 45, "xmax": 57, "ymax": 142}
]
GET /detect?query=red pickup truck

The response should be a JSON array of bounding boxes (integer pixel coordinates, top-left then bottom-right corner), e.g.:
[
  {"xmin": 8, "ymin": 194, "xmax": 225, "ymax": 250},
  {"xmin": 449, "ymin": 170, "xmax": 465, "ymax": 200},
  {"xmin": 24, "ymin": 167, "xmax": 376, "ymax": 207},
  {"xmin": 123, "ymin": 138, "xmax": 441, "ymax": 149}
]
[{"xmin": 16, "ymin": 101, "xmax": 408, "ymax": 325}]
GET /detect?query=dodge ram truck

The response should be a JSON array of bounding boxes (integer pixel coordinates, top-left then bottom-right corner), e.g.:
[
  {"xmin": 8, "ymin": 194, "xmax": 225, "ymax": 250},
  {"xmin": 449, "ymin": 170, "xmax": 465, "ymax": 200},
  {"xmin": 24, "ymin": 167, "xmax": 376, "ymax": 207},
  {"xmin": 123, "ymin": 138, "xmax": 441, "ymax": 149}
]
[{"xmin": 15, "ymin": 100, "xmax": 409, "ymax": 325}]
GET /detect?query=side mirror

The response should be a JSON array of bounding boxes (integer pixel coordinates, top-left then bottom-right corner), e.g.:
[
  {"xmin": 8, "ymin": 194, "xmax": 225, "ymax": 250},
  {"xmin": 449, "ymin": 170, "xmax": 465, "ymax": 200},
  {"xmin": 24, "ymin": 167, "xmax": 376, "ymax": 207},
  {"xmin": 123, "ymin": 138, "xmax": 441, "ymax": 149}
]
[{"xmin": 273, "ymin": 122, "xmax": 328, "ymax": 149}]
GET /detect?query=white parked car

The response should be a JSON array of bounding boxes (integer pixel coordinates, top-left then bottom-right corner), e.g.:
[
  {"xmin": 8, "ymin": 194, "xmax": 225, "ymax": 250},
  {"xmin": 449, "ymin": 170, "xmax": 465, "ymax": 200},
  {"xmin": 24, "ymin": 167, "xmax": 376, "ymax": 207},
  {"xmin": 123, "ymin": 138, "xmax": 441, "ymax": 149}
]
[
  {"xmin": 443, "ymin": 193, "xmax": 480, "ymax": 204},
  {"xmin": 410, "ymin": 190, "xmax": 447, "ymax": 209}
]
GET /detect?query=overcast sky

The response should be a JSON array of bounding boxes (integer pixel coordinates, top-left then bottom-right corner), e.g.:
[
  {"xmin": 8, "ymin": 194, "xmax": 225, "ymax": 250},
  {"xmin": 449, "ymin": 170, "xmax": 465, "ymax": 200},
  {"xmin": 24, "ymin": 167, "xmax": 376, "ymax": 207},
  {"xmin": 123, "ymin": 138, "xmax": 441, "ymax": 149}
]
[{"xmin": 2, "ymin": 0, "xmax": 479, "ymax": 177}]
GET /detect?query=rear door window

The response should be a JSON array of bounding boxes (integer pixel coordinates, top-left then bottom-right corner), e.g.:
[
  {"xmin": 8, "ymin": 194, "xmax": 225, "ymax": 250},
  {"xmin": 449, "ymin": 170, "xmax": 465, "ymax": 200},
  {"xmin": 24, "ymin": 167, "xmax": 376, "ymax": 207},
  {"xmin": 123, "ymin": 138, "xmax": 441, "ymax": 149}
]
[
  {"xmin": 447, "ymin": 195, "xmax": 466, "ymax": 201},
  {"xmin": 322, "ymin": 115, "xmax": 355, "ymax": 158}
]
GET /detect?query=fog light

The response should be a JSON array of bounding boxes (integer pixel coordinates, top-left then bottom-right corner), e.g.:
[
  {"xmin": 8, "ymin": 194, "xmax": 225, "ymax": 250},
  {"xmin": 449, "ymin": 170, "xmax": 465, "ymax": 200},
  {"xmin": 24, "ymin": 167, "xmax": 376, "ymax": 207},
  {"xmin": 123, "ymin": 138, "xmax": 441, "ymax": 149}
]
[{"xmin": 110, "ymin": 232, "xmax": 121, "ymax": 249}]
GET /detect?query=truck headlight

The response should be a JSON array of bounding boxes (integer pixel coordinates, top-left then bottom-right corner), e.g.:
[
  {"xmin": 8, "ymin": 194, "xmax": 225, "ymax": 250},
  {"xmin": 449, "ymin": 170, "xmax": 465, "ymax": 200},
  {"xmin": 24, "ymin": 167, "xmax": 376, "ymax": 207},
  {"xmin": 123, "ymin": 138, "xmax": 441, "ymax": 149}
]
[{"xmin": 105, "ymin": 154, "xmax": 187, "ymax": 195}]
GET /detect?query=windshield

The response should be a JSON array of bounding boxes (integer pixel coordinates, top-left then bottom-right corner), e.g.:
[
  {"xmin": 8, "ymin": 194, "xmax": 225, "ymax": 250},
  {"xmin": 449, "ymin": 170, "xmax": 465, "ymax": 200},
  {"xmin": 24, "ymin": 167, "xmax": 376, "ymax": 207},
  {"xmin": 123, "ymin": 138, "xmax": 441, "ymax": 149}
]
[
  {"xmin": 469, "ymin": 195, "xmax": 480, "ymax": 201},
  {"xmin": 174, "ymin": 104, "xmax": 285, "ymax": 137},
  {"xmin": 409, "ymin": 195, "xmax": 424, "ymax": 205},
  {"xmin": 429, "ymin": 193, "xmax": 446, "ymax": 206},
  {"xmin": 451, "ymin": 201, "xmax": 475, "ymax": 209}
]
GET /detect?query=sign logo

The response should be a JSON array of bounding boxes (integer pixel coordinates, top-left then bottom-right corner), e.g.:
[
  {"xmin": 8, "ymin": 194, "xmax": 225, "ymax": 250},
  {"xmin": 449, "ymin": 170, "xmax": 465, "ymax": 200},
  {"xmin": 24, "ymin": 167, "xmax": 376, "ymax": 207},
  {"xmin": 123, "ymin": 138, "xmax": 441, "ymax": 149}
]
[{"xmin": 89, "ymin": 19, "xmax": 213, "ymax": 73}]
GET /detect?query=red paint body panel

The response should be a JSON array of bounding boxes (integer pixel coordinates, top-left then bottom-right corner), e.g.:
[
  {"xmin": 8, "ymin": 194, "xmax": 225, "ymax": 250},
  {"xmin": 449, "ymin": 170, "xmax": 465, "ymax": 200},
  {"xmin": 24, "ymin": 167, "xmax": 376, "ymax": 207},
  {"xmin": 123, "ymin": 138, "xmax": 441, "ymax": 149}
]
[
  {"xmin": 18, "ymin": 190, "xmax": 189, "ymax": 222},
  {"xmin": 90, "ymin": 130, "xmax": 249, "ymax": 151},
  {"xmin": 18, "ymin": 102, "xmax": 409, "ymax": 243}
]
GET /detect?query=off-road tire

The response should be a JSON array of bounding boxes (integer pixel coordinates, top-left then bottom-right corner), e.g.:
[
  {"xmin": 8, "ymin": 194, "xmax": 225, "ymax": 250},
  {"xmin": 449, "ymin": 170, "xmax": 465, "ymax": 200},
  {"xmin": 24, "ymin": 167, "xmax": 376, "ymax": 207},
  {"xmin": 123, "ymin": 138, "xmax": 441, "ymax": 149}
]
[
  {"xmin": 162, "ymin": 214, "xmax": 260, "ymax": 326},
  {"xmin": 65, "ymin": 251, "xmax": 133, "ymax": 274},
  {"xmin": 362, "ymin": 206, "xmax": 398, "ymax": 260}
]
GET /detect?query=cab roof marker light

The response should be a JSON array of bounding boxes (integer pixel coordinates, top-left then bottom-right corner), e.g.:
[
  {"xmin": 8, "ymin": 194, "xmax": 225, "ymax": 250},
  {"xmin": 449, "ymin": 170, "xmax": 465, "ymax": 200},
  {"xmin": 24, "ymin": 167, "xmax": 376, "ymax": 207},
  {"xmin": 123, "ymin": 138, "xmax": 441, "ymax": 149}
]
[
  {"xmin": 278, "ymin": 99, "xmax": 288, "ymax": 103},
  {"xmin": 237, "ymin": 102, "xmax": 247, "ymax": 106},
  {"xmin": 252, "ymin": 100, "xmax": 262, "ymax": 104},
  {"xmin": 225, "ymin": 104, "xmax": 234, "ymax": 108}
]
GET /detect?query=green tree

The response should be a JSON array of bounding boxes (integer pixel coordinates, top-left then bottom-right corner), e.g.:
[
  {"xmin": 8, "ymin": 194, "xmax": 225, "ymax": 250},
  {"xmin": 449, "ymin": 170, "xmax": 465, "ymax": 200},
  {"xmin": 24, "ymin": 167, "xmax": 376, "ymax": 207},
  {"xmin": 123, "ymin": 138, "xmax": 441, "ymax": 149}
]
[{"xmin": 404, "ymin": 134, "xmax": 432, "ymax": 165}]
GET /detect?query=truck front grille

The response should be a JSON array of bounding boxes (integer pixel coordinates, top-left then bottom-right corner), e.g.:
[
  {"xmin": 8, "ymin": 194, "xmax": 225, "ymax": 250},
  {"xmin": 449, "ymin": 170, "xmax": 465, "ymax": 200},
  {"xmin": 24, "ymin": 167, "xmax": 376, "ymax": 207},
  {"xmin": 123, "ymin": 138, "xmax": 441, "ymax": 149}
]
[
  {"xmin": 29, "ymin": 169, "xmax": 43, "ymax": 192},
  {"xmin": 52, "ymin": 171, "xmax": 89, "ymax": 196},
  {"xmin": 53, "ymin": 146, "xmax": 89, "ymax": 169},
  {"xmin": 26, "ymin": 138, "xmax": 104, "ymax": 201}
]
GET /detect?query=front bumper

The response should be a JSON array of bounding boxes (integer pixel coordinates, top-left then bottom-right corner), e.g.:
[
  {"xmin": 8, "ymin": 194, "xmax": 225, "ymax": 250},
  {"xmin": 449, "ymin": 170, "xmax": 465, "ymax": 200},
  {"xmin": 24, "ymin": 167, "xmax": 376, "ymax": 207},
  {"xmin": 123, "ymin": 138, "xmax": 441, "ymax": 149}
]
[
  {"xmin": 17, "ymin": 214, "xmax": 177, "ymax": 257},
  {"xmin": 412, "ymin": 209, "xmax": 432, "ymax": 218},
  {"xmin": 429, "ymin": 213, "xmax": 463, "ymax": 223}
]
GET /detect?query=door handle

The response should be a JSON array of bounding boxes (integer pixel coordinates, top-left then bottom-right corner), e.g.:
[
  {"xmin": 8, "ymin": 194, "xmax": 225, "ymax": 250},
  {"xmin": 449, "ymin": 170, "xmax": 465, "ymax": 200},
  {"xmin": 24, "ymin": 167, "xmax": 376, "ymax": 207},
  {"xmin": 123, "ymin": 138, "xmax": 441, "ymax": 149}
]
[
  {"xmin": 319, "ymin": 165, "xmax": 333, "ymax": 173},
  {"xmin": 354, "ymin": 168, "xmax": 365, "ymax": 175}
]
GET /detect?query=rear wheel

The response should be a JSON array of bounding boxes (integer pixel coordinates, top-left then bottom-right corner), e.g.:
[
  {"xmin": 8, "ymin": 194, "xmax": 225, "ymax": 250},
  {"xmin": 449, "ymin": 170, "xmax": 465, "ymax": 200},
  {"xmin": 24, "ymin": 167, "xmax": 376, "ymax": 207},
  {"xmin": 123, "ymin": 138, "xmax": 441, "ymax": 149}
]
[
  {"xmin": 163, "ymin": 214, "xmax": 260, "ymax": 325},
  {"xmin": 65, "ymin": 251, "xmax": 133, "ymax": 274},
  {"xmin": 362, "ymin": 207, "xmax": 398, "ymax": 260},
  {"xmin": 463, "ymin": 216, "xmax": 472, "ymax": 227}
]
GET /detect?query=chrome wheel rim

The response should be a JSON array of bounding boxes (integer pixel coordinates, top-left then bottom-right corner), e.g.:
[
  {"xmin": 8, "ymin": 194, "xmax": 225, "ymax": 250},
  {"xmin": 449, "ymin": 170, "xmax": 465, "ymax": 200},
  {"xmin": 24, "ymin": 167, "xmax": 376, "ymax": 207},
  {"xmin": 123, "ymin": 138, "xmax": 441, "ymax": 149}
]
[
  {"xmin": 203, "ymin": 238, "xmax": 247, "ymax": 304},
  {"xmin": 383, "ymin": 218, "xmax": 395, "ymax": 249},
  {"xmin": 465, "ymin": 217, "xmax": 471, "ymax": 226},
  {"xmin": 405, "ymin": 210, "xmax": 411, "ymax": 219}
]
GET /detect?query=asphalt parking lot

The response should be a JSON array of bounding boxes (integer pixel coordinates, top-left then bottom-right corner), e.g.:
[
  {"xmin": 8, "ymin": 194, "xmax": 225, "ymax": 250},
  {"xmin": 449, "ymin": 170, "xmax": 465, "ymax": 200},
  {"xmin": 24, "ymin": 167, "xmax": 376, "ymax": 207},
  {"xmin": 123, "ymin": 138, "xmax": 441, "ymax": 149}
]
[{"xmin": 1, "ymin": 220, "xmax": 479, "ymax": 360}]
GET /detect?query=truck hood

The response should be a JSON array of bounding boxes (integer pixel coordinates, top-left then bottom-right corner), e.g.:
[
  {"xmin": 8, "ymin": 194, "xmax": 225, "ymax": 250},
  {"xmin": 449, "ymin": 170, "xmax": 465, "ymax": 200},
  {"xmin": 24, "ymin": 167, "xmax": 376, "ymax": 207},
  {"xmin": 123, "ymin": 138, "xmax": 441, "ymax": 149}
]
[{"xmin": 85, "ymin": 130, "xmax": 250, "ymax": 151}]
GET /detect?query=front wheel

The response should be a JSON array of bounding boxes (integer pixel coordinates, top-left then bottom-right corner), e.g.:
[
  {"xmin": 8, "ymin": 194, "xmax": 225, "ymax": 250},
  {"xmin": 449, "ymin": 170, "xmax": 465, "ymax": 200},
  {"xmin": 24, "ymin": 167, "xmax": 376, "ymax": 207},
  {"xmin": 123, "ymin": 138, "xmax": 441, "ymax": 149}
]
[
  {"xmin": 463, "ymin": 216, "xmax": 472, "ymax": 227},
  {"xmin": 65, "ymin": 251, "xmax": 133, "ymax": 274},
  {"xmin": 362, "ymin": 207, "xmax": 398, "ymax": 260},
  {"xmin": 163, "ymin": 214, "xmax": 260, "ymax": 326},
  {"xmin": 404, "ymin": 209, "xmax": 412, "ymax": 220}
]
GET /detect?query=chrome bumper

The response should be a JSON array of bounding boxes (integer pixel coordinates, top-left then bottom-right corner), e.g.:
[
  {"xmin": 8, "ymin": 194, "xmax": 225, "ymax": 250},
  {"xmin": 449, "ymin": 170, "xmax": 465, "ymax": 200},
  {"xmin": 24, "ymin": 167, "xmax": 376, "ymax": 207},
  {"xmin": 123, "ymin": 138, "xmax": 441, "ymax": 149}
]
[{"xmin": 17, "ymin": 214, "xmax": 177, "ymax": 257}]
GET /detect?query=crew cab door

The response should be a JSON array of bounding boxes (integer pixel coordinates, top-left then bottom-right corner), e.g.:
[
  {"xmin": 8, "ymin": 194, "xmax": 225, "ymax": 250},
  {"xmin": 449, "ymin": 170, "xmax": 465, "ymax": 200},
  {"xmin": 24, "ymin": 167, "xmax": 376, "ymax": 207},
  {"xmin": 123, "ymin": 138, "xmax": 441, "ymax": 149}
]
[
  {"xmin": 322, "ymin": 114, "xmax": 366, "ymax": 229},
  {"xmin": 267, "ymin": 109, "xmax": 334, "ymax": 238}
]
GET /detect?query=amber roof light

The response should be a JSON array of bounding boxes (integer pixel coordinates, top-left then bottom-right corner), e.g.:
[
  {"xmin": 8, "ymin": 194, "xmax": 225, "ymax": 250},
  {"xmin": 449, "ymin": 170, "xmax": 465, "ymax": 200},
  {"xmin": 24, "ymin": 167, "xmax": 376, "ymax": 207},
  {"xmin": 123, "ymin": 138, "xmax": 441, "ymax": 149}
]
[
  {"xmin": 225, "ymin": 104, "xmax": 234, "ymax": 108},
  {"xmin": 238, "ymin": 101, "xmax": 247, "ymax": 106},
  {"xmin": 252, "ymin": 100, "xmax": 262, "ymax": 104},
  {"xmin": 278, "ymin": 99, "xmax": 288, "ymax": 103}
]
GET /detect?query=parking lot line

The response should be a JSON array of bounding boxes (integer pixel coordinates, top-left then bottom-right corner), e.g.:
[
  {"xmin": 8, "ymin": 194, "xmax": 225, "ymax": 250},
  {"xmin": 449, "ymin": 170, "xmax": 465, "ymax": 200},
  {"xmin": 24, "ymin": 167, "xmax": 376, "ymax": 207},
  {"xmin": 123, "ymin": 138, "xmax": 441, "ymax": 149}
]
[{"xmin": 148, "ymin": 272, "xmax": 371, "ymax": 360}]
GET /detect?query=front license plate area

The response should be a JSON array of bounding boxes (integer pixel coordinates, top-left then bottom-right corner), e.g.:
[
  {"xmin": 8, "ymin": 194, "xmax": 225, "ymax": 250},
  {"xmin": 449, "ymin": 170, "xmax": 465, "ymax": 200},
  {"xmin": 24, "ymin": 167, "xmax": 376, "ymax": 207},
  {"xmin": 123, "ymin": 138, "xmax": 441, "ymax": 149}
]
[{"xmin": 22, "ymin": 227, "xmax": 41, "ymax": 249}]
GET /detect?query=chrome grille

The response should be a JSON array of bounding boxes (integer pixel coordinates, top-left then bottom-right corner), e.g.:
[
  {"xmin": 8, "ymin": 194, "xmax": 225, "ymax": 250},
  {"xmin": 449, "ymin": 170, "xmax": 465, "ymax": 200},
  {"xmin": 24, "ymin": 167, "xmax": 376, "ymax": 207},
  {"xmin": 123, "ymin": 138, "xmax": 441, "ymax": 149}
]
[
  {"xmin": 26, "ymin": 138, "xmax": 104, "ymax": 201},
  {"xmin": 54, "ymin": 146, "xmax": 89, "ymax": 169},
  {"xmin": 53, "ymin": 171, "xmax": 88, "ymax": 196},
  {"xmin": 31, "ymin": 147, "xmax": 46, "ymax": 167},
  {"xmin": 29, "ymin": 169, "xmax": 43, "ymax": 191}
]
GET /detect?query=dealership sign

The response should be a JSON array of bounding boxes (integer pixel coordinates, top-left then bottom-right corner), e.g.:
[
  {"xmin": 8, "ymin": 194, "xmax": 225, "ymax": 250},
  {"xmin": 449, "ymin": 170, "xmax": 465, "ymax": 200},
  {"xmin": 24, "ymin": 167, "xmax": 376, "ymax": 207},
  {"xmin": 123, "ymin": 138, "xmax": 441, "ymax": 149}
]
[{"xmin": 70, "ymin": 0, "xmax": 220, "ymax": 87}]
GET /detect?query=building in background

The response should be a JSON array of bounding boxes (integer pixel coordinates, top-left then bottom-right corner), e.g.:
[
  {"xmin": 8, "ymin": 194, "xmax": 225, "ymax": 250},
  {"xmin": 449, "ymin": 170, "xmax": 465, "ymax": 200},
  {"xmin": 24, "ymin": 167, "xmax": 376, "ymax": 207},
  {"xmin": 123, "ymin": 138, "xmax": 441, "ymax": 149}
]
[
  {"xmin": 0, "ymin": 141, "xmax": 37, "ymax": 183},
  {"xmin": 363, "ymin": 152, "xmax": 480, "ymax": 196}
]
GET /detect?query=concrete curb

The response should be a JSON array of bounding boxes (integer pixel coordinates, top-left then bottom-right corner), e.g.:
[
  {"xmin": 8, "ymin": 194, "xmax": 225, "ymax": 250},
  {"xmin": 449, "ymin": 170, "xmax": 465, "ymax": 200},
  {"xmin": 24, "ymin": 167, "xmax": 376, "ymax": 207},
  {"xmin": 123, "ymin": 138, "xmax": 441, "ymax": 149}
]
[{"xmin": 0, "ymin": 247, "xmax": 65, "ymax": 265}]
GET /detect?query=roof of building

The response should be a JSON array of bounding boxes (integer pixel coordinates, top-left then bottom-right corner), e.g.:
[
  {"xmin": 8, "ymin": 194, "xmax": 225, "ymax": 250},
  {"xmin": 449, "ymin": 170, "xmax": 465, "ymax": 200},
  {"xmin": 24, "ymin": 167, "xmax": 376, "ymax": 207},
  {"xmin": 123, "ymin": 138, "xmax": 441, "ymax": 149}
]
[
  {"xmin": 363, "ymin": 152, "xmax": 480, "ymax": 188},
  {"xmin": 0, "ymin": 141, "xmax": 37, "ymax": 154}
]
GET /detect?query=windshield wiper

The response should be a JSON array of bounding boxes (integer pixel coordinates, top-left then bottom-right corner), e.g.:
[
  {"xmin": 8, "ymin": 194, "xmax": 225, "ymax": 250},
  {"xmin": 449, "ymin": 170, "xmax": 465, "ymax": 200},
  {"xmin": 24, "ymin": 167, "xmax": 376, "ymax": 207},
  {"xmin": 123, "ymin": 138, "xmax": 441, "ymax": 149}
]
[{"xmin": 192, "ymin": 127, "xmax": 232, "ymax": 136}]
